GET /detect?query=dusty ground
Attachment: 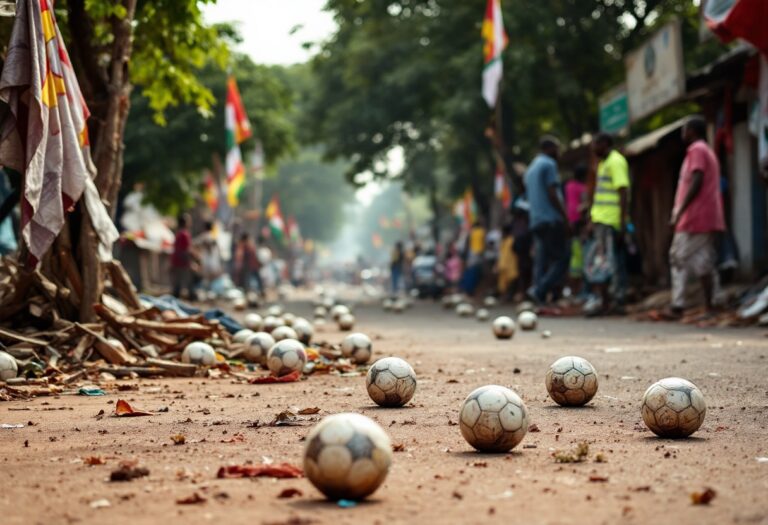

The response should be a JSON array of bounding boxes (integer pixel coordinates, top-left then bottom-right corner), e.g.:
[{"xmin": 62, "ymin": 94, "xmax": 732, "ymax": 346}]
[{"xmin": 1, "ymin": 298, "xmax": 767, "ymax": 525}]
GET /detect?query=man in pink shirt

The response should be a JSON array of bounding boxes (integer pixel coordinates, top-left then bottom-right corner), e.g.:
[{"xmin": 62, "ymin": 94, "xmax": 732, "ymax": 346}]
[{"xmin": 668, "ymin": 116, "xmax": 725, "ymax": 316}]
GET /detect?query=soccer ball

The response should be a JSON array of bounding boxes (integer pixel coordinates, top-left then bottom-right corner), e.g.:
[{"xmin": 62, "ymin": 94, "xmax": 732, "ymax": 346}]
[
  {"xmin": 243, "ymin": 332, "xmax": 275, "ymax": 365},
  {"xmin": 459, "ymin": 385, "xmax": 529, "ymax": 452},
  {"xmin": 243, "ymin": 313, "xmax": 263, "ymax": 331},
  {"xmin": 282, "ymin": 313, "xmax": 296, "ymax": 326},
  {"xmin": 0, "ymin": 350, "xmax": 18, "ymax": 380},
  {"xmin": 331, "ymin": 304, "xmax": 350, "ymax": 321},
  {"xmin": 338, "ymin": 313, "xmax": 355, "ymax": 331},
  {"xmin": 293, "ymin": 318, "xmax": 314, "ymax": 345},
  {"xmin": 545, "ymin": 356, "xmax": 598, "ymax": 406},
  {"xmin": 456, "ymin": 303, "xmax": 474, "ymax": 317},
  {"xmin": 441, "ymin": 295, "xmax": 453, "ymax": 309},
  {"xmin": 483, "ymin": 296, "xmax": 498, "ymax": 308},
  {"xmin": 340, "ymin": 333, "xmax": 372, "ymax": 364},
  {"xmin": 233, "ymin": 329, "xmax": 255, "ymax": 344},
  {"xmin": 267, "ymin": 305, "xmax": 284, "ymax": 317},
  {"xmin": 476, "ymin": 308, "xmax": 490, "ymax": 321},
  {"xmin": 322, "ymin": 296, "xmax": 335, "ymax": 309},
  {"xmin": 314, "ymin": 306, "xmax": 328, "ymax": 318},
  {"xmin": 516, "ymin": 301, "xmax": 535, "ymax": 314},
  {"xmin": 517, "ymin": 311, "xmax": 537, "ymax": 331},
  {"xmin": 382, "ymin": 298, "xmax": 394, "ymax": 311},
  {"xmin": 304, "ymin": 413, "xmax": 392, "ymax": 501},
  {"xmin": 492, "ymin": 316, "xmax": 515, "ymax": 339},
  {"xmin": 366, "ymin": 357, "xmax": 417, "ymax": 407},
  {"xmin": 181, "ymin": 342, "xmax": 217, "ymax": 366},
  {"xmin": 641, "ymin": 377, "xmax": 706, "ymax": 438},
  {"xmin": 392, "ymin": 300, "xmax": 406, "ymax": 313},
  {"xmin": 262, "ymin": 315, "xmax": 284, "ymax": 333},
  {"xmin": 266, "ymin": 339, "xmax": 307, "ymax": 377},
  {"xmin": 233, "ymin": 297, "xmax": 247, "ymax": 311},
  {"xmin": 272, "ymin": 325, "xmax": 299, "ymax": 342}
]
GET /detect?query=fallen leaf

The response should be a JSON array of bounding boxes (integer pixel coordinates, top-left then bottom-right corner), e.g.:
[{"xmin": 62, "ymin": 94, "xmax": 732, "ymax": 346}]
[
  {"xmin": 392, "ymin": 443, "xmax": 405, "ymax": 452},
  {"xmin": 589, "ymin": 475, "xmax": 609, "ymax": 482},
  {"xmin": 217, "ymin": 463, "xmax": 303, "ymax": 479},
  {"xmin": 110, "ymin": 461, "xmax": 150, "ymax": 482},
  {"xmin": 249, "ymin": 370, "xmax": 301, "ymax": 384},
  {"xmin": 691, "ymin": 488, "xmax": 716, "ymax": 505},
  {"xmin": 176, "ymin": 492, "xmax": 207, "ymax": 505},
  {"xmin": 298, "ymin": 407, "xmax": 321, "ymax": 415},
  {"xmin": 170, "ymin": 434, "xmax": 186, "ymax": 445},
  {"xmin": 278, "ymin": 488, "xmax": 303, "ymax": 499},
  {"xmin": 528, "ymin": 423, "xmax": 540, "ymax": 432},
  {"xmin": 221, "ymin": 433, "xmax": 246, "ymax": 443},
  {"xmin": 83, "ymin": 456, "xmax": 106, "ymax": 466},
  {"xmin": 114, "ymin": 399, "xmax": 153, "ymax": 417}
]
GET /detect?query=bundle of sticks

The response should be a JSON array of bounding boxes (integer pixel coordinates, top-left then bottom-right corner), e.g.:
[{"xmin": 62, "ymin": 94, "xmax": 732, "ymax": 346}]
[{"xmin": 0, "ymin": 256, "xmax": 238, "ymax": 399}]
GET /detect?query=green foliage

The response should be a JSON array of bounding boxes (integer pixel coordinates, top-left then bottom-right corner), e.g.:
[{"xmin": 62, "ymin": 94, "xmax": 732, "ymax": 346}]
[
  {"xmin": 260, "ymin": 148, "xmax": 355, "ymax": 244},
  {"xmin": 123, "ymin": 54, "xmax": 296, "ymax": 214}
]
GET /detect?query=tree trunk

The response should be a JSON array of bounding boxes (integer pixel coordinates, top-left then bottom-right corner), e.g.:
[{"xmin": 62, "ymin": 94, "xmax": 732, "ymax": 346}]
[{"xmin": 64, "ymin": 0, "xmax": 137, "ymax": 321}]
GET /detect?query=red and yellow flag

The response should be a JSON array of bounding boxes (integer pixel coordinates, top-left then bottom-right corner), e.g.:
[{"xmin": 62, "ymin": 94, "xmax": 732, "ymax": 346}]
[
  {"xmin": 265, "ymin": 195, "xmax": 286, "ymax": 242},
  {"xmin": 225, "ymin": 76, "xmax": 252, "ymax": 206},
  {"xmin": 203, "ymin": 171, "xmax": 219, "ymax": 212}
]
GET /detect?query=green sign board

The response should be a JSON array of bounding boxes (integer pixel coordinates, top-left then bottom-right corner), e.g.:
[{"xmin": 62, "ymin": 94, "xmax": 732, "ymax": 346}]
[{"xmin": 599, "ymin": 87, "xmax": 629, "ymax": 134}]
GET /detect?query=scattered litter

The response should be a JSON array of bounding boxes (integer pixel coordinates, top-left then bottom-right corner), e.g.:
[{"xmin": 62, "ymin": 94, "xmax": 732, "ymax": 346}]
[
  {"xmin": 392, "ymin": 443, "xmax": 406, "ymax": 452},
  {"xmin": 78, "ymin": 387, "xmax": 106, "ymax": 396},
  {"xmin": 110, "ymin": 461, "xmax": 150, "ymax": 482},
  {"xmin": 249, "ymin": 370, "xmax": 302, "ymax": 384},
  {"xmin": 114, "ymin": 399, "xmax": 153, "ymax": 417},
  {"xmin": 488, "ymin": 489, "xmax": 514, "ymax": 500},
  {"xmin": 177, "ymin": 493, "xmax": 207, "ymax": 505},
  {"xmin": 603, "ymin": 347, "xmax": 625, "ymax": 353},
  {"xmin": 170, "ymin": 434, "xmax": 186, "ymax": 445},
  {"xmin": 89, "ymin": 498, "xmax": 111, "ymax": 509},
  {"xmin": 298, "ymin": 407, "xmax": 321, "ymax": 415},
  {"xmin": 528, "ymin": 423, "xmax": 540, "ymax": 432},
  {"xmin": 221, "ymin": 433, "xmax": 245, "ymax": 443},
  {"xmin": 589, "ymin": 475, "xmax": 609, "ymax": 482},
  {"xmin": 278, "ymin": 488, "xmax": 303, "ymax": 499},
  {"xmin": 553, "ymin": 442, "xmax": 590, "ymax": 463},
  {"xmin": 756, "ymin": 457, "xmax": 768, "ymax": 463},
  {"xmin": 541, "ymin": 330, "xmax": 552, "ymax": 339},
  {"xmin": 337, "ymin": 499, "xmax": 357, "ymax": 508},
  {"xmin": 217, "ymin": 463, "xmax": 303, "ymax": 479},
  {"xmin": 1, "ymin": 423, "xmax": 24, "ymax": 429},
  {"xmin": 707, "ymin": 372, "xmax": 720, "ymax": 377},
  {"xmin": 83, "ymin": 456, "xmax": 107, "ymax": 466},
  {"xmin": 620, "ymin": 376, "xmax": 637, "ymax": 380},
  {"xmin": 691, "ymin": 488, "xmax": 717, "ymax": 505}
]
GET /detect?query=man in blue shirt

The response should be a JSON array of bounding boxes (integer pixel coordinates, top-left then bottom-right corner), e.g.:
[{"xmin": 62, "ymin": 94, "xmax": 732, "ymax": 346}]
[{"xmin": 523, "ymin": 136, "xmax": 569, "ymax": 304}]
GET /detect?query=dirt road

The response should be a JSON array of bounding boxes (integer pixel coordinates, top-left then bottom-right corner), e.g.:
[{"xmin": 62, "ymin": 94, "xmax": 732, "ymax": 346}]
[{"xmin": 1, "ymin": 299, "xmax": 767, "ymax": 525}]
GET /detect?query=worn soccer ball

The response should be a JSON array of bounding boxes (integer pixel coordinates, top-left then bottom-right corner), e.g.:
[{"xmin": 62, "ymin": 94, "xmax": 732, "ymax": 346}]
[
  {"xmin": 181, "ymin": 342, "xmax": 217, "ymax": 366},
  {"xmin": 492, "ymin": 316, "xmax": 515, "ymax": 339},
  {"xmin": 456, "ymin": 303, "xmax": 474, "ymax": 317},
  {"xmin": 641, "ymin": 377, "xmax": 706, "ymax": 438},
  {"xmin": 233, "ymin": 329, "xmax": 255, "ymax": 344},
  {"xmin": 331, "ymin": 304, "xmax": 351, "ymax": 321},
  {"xmin": 476, "ymin": 308, "xmax": 490, "ymax": 321},
  {"xmin": 266, "ymin": 339, "xmax": 307, "ymax": 377},
  {"xmin": 459, "ymin": 385, "xmax": 529, "ymax": 452},
  {"xmin": 382, "ymin": 298, "xmax": 394, "ymax": 311},
  {"xmin": 267, "ymin": 305, "xmax": 284, "ymax": 317},
  {"xmin": 392, "ymin": 300, "xmax": 406, "ymax": 313},
  {"xmin": 517, "ymin": 311, "xmax": 538, "ymax": 331},
  {"xmin": 262, "ymin": 315, "xmax": 284, "ymax": 333},
  {"xmin": 516, "ymin": 301, "xmax": 535, "ymax": 314},
  {"xmin": 243, "ymin": 313, "xmax": 263, "ymax": 331},
  {"xmin": 0, "ymin": 350, "xmax": 19, "ymax": 380},
  {"xmin": 483, "ymin": 296, "xmax": 498, "ymax": 308},
  {"xmin": 341, "ymin": 333, "xmax": 372, "ymax": 364},
  {"xmin": 366, "ymin": 357, "xmax": 417, "ymax": 407},
  {"xmin": 272, "ymin": 325, "xmax": 299, "ymax": 342},
  {"xmin": 243, "ymin": 332, "xmax": 275, "ymax": 365},
  {"xmin": 545, "ymin": 356, "xmax": 598, "ymax": 406},
  {"xmin": 338, "ymin": 313, "xmax": 355, "ymax": 331},
  {"xmin": 304, "ymin": 413, "xmax": 392, "ymax": 501},
  {"xmin": 292, "ymin": 318, "xmax": 314, "ymax": 345},
  {"xmin": 314, "ymin": 306, "xmax": 328, "ymax": 319},
  {"xmin": 282, "ymin": 312, "xmax": 296, "ymax": 326}
]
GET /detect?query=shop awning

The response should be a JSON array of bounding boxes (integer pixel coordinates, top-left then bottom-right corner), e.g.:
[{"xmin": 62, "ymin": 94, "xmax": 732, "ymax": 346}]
[{"xmin": 623, "ymin": 117, "xmax": 688, "ymax": 157}]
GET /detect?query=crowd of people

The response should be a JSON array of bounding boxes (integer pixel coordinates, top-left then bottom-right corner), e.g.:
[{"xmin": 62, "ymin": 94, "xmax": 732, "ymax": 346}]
[
  {"xmin": 394, "ymin": 115, "xmax": 732, "ymax": 319},
  {"xmin": 170, "ymin": 214, "xmax": 307, "ymax": 301}
]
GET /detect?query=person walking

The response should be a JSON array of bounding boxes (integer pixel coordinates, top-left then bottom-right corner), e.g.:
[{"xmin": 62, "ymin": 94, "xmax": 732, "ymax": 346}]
[
  {"xmin": 234, "ymin": 233, "xmax": 263, "ymax": 296},
  {"xmin": 523, "ymin": 136, "xmax": 569, "ymax": 304},
  {"xmin": 495, "ymin": 224, "xmax": 519, "ymax": 300},
  {"xmin": 584, "ymin": 133, "xmax": 629, "ymax": 315},
  {"xmin": 390, "ymin": 241, "xmax": 405, "ymax": 295},
  {"xmin": 170, "ymin": 213, "xmax": 194, "ymax": 299},
  {"xmin": 666, "ymin": 116, "xmax": 726, "ymax": 318},
  {"xmin": 194, "ymin": 221, "xmax": 223, "ymax": 294}
]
